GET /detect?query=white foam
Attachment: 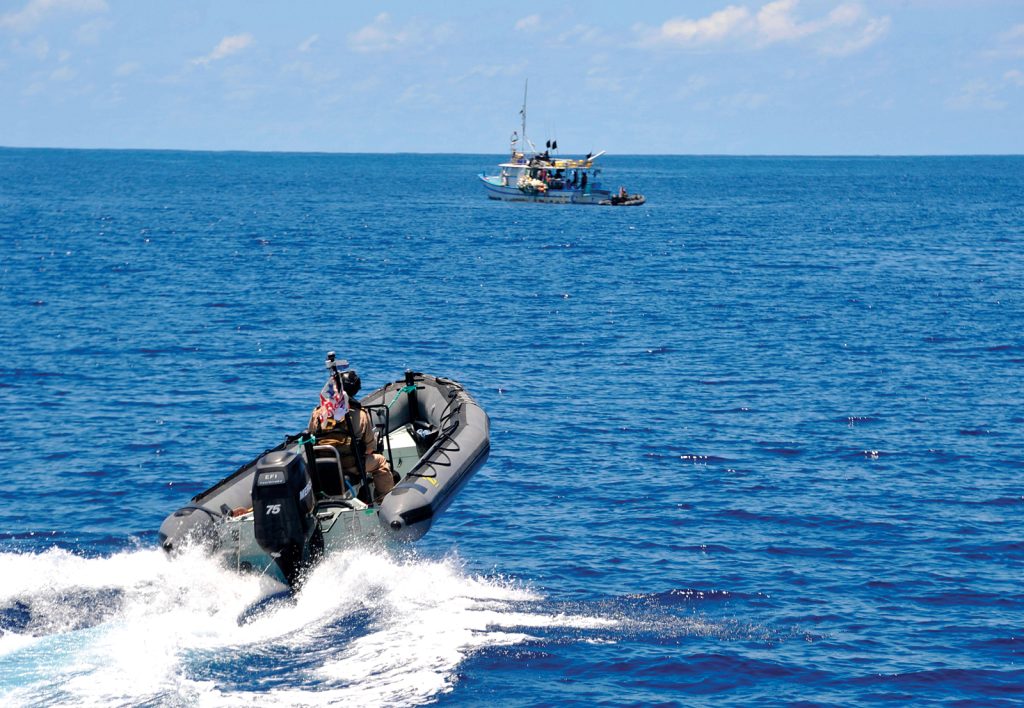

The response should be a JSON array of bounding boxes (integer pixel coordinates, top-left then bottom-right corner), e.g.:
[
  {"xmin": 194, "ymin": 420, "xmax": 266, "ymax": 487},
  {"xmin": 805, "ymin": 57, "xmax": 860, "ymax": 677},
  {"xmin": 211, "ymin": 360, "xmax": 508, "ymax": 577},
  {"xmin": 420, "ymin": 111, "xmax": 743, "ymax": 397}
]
[{"xmin": 0, "ymin": 546, "xmax": 616, "ymax": 707}]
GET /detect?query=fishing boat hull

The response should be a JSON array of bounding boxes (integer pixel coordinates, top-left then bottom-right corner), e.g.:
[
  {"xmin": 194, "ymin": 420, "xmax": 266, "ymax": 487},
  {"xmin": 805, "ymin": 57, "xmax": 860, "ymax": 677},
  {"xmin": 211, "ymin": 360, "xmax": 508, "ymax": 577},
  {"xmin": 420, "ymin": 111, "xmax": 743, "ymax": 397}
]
[
  {"xmin": 479, "ymin": 174, "xmax": 611, "ymax": 204},
  {"xmin": 157, "ymin": 372, "xmax": 489, "ymax": 586}
]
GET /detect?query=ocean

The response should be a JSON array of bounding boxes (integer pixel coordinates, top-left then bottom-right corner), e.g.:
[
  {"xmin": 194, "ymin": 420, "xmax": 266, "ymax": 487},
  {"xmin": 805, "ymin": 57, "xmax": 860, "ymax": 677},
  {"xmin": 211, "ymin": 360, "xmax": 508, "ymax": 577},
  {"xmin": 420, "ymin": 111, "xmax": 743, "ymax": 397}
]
[{"xmin": 0, "ymin": 149, "xmax": 1021, "ymax": 706}]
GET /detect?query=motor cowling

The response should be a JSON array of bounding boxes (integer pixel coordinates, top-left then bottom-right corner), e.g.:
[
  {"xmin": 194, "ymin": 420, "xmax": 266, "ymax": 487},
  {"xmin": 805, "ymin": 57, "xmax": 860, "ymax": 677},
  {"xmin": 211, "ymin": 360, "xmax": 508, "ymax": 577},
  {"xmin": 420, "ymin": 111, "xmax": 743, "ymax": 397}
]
[{"xmin": 252, "ymin": 449, "xmax": 316, "ymax": 559}]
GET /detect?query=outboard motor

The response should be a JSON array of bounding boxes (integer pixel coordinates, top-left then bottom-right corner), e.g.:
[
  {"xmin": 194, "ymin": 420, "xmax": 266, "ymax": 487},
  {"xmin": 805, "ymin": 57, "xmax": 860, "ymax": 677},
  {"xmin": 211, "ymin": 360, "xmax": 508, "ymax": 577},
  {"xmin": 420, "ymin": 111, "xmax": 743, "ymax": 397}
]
[{"xmin": 252, "ymin": 448, "xmax": 317, "ymax": 586}]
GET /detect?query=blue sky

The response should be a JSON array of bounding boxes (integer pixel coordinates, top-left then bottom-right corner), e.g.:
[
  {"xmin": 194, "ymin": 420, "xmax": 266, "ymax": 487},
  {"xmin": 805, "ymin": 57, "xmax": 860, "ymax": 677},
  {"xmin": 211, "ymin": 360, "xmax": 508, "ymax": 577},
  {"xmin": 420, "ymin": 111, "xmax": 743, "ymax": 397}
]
[{"xmin": 1, "ymin": 0, "xmax": 1022, "ymax": 154}]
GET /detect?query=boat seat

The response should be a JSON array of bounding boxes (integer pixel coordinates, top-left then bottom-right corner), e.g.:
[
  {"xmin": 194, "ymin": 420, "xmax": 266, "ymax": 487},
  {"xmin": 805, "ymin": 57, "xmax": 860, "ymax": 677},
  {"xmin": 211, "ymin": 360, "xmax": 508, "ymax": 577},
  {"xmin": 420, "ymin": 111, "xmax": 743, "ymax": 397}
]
[{"xmin": 312, "ymin": 444, "xmax": 351, "ymax": 498}]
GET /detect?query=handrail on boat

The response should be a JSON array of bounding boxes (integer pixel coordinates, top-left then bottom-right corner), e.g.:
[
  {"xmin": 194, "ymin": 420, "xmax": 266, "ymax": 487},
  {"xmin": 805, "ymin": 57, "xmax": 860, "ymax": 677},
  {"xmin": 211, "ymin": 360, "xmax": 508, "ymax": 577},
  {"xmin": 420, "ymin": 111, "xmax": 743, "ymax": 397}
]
[
  {"xmin": 312, "ymin": 444, "xmax": 356, "ymax": 499},
  {"xmin": 363, "ymin": 403, "xmax": 397, "ymax": 479}
]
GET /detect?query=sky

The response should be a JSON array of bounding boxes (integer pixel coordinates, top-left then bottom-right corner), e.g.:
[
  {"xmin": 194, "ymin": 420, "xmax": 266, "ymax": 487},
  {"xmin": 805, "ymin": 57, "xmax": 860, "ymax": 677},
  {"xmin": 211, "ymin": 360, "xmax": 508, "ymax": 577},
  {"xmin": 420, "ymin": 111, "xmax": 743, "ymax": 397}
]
[{"xmin": 1, "ymin": 0, "xmax": 1022, "ymax": 155}]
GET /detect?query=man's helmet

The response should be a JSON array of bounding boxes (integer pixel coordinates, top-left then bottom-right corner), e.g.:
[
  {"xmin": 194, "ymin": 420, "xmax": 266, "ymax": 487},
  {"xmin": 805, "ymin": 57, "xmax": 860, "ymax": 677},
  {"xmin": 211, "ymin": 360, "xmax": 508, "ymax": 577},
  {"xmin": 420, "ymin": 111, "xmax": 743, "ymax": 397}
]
[{"xmin": 341, "ymin": 369, "xmax": 361, "ymax": 397}]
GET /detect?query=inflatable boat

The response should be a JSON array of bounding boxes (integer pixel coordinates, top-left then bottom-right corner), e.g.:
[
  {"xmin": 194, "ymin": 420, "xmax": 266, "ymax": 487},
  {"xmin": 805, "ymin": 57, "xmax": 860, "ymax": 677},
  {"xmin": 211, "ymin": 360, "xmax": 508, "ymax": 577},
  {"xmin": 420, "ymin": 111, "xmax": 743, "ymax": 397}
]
[
  {"xmin": 601, "ymin": 193, "xmax": 646, "ymax": 206},
  {"xmin": 157, "ymin": 361, "xmax": 489, "ymax": 587}
]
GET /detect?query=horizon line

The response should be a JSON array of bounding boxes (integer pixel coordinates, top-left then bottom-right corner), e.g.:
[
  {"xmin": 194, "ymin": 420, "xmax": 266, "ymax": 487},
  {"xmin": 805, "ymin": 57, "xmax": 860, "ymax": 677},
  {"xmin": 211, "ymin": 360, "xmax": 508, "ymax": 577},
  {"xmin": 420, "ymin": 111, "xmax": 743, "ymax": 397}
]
[{"xmin": 1, "ymin": 145, "xmax": 1022, "ymax": 159}]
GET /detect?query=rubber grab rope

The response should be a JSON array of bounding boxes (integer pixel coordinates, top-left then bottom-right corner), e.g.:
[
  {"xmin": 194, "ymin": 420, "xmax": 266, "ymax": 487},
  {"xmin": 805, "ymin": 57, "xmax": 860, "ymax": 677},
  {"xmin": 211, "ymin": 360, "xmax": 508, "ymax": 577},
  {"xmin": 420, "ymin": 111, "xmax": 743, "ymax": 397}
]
[
  {"xmin": 387, "ymin": 384, "xmax": 419, "ymax": 409},
  {"xmin": 405, "ymin": 419, "xmax": 462, "ymax": 480},
  {"xmin": 406, "ymin": 389, "xmax": 464, "ymax": 481}
]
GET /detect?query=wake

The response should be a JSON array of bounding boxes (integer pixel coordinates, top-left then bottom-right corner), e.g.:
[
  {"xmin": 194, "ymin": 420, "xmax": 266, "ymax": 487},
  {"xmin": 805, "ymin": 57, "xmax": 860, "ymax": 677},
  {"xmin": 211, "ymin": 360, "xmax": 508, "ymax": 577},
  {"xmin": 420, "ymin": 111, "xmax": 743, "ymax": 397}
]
[{"xmin": 0, "ymin": 546, "xmax": 613, "ymax": 706}]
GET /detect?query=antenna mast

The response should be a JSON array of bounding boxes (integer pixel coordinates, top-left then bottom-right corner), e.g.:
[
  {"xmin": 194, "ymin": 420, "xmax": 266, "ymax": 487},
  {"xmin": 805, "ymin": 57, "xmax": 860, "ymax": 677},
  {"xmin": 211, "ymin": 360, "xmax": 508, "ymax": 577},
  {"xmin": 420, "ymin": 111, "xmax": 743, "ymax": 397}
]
[{"xmin": 520, "ymin": 79, "xmax": 528, "ymax": 152}]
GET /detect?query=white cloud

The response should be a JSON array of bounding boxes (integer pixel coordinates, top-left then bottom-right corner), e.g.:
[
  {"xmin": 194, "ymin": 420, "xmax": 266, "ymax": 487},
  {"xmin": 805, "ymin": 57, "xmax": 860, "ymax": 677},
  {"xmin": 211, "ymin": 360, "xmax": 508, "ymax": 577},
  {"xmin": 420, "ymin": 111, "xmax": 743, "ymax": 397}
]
[
  {"xmin": 554, "ymin": 24, "xmax": 603, "ymax": 46},
  {"xmin": 585, "ymin": 65, "xmax": 625, "ymax": 93},
  {"xmin": 515, "ymin": 15, "xmax": 541, "ymax": 32},
  {"xmin": 1003, "ymin": 24, "xmax": 1024, "ymax": 41},
  {"xmin": 757, "ymin": 0, "xmax": 888, "ymax": 52},
  {"xmin": 946, "ymin": 79, "xmax": 1006, "ymax": 111},
  {"xmin": 453, "ymin": 62, "xmax": 527, "ymax": 83},
  {"xmin": 646, "ymin": 5, "xmax": 751, "ymax": 46},
  {"xmin": 75, "ymin": 16, "xmax": 110, "ymax": 44},
  {"xmin": 115, "ymin": 61, "xmax": 140, "ymax": 77},
  {"xmin": 636, "ymin": 0, "xmax": 888, "ymax": 55},
  {"xmin": 19, "ymin": 36, "xmax": 50, "ymax": 59},
  {"xmin": 756, "ymin": 0, "xmax": 820, "ymax": 42},
  {"xmin": 698, "ymin": 89, "xmax": 769, "ymax": 112},
  {"xmin": 0, "ymin": 0, "xmax": 107, "ymax": 33},
  {"xmin": 192, "ymin": 33, "xmax": 254, "ymax": 66},
  {"xmin": 674, "ymin": 75, "xmax": 711, "ymax": 100},
  {"xmin": 50, "ymin": 64, "xmax": 75, "ymax": 81},
  {"xmin": 1005, "ymin": 69, "xmax": 1024, "ymax": 87},
  {"xmin": 348, "ymin": 13, "xmax": 453, "ymax": 53},
  {"xmin": 510, "ymin": 14, "xmax": 601, "ymax": 46},
  {"xmin": 396, "ymin": 82, "xmax": 442, "ymax": 106},
  {"xmin": 996, "ymin": 23, "xmax": 1024, "ymax": 57},
  {"xmin": 281, "ymin": 60, "xmax": 340, "ymax": 86},
  {"xmin": 349, "ymin": 13, "xmax": 410, "ymax": 53},
  {"xmin": 298, "ymin": 34, "xmax": 318, "ymax": 53},
  {"xmin": 820, "ymin": 15, "xmax": 890, "ymax": 56}
]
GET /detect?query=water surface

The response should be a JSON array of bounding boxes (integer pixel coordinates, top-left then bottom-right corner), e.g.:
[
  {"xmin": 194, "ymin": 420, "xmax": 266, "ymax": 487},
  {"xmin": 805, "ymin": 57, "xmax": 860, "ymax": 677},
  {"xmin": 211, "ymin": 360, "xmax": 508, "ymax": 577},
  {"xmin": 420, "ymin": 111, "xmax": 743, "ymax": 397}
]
[{"xmin": 1, "ymin": 150, "xmax": 1022, "ymax": 705}]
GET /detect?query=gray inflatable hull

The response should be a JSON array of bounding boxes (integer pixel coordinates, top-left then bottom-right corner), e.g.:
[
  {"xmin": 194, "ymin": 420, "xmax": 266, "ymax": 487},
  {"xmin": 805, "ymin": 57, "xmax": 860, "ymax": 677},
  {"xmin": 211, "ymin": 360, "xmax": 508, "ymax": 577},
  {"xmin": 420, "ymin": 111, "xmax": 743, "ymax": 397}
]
[
  {"xmin": 157, "ymin": 373, "xmax": 489, "ymax": 574},
  {"xmin": 369, "ymin": 374, "xmax": 490, "ymax": 541}
]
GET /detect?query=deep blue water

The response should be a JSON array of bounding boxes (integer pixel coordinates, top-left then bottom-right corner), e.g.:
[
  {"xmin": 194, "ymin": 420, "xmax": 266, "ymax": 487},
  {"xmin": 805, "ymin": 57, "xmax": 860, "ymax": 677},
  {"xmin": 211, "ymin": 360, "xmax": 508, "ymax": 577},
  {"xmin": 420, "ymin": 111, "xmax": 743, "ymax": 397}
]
[{"xmin": 1, "ymin": 149, "xmax": 1022, "ymax": 706}]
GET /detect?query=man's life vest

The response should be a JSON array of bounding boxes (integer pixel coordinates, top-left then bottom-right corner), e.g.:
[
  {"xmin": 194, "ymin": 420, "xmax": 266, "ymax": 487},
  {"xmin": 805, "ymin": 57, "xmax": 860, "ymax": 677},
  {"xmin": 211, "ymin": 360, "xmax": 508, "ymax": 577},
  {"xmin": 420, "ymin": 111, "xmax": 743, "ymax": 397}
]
[{"xmin": 311, "ymin": 403, "xmax": 380, "ymax": 479}]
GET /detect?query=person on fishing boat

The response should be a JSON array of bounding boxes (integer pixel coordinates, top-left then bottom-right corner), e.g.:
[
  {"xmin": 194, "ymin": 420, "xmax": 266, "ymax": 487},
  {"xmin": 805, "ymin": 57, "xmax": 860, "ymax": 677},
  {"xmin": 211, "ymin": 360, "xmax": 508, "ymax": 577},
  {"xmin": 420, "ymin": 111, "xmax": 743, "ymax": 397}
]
[{"xmin": 309, "ymin": 368, "xmax": 395, "ymax": 505}]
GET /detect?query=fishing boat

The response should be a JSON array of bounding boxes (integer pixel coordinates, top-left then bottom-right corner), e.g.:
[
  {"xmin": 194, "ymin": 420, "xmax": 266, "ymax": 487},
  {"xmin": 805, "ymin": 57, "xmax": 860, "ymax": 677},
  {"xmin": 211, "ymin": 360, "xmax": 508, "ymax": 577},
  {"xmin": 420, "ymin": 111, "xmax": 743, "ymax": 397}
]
[
  {"xmin": 478, "ymin": 82, "xmax": 645, "ymax": 206},
  {"xmin": 157, "ymin": 356, "xmax": 490, "ymax": 588}
]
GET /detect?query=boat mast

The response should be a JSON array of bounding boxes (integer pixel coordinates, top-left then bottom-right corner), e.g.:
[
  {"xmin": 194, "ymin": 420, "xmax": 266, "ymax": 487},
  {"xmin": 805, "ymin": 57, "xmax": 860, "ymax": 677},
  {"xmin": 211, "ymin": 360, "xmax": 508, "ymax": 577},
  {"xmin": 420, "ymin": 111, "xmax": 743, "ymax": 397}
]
[{"xmin": 520, "ymin": 79, "xmax": 528, "ymax": 154}]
